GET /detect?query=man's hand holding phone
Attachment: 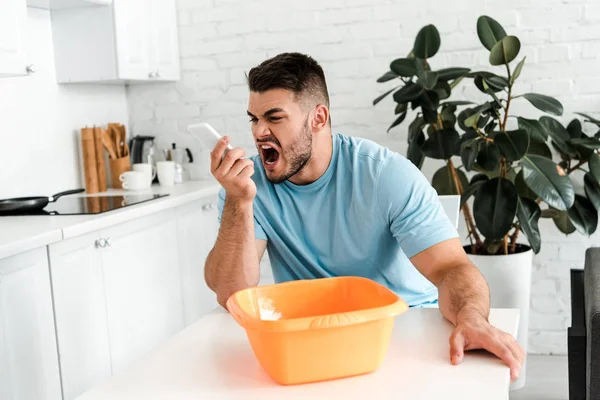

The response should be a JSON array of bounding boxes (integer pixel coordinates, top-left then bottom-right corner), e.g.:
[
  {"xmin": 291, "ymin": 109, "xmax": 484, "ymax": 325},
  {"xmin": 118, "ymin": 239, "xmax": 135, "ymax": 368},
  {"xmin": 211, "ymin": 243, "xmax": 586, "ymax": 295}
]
[{"xmin": 211, "ymin": 136, "xmax": 256, "ymax": 203}]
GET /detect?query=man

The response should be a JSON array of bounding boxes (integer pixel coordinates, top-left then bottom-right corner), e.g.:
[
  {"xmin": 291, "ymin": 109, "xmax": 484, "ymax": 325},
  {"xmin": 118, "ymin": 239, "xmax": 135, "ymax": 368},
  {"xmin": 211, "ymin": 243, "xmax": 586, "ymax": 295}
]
[{"xmin": 204, "ymin": 52, "xmax": 524, "ymax": 381}]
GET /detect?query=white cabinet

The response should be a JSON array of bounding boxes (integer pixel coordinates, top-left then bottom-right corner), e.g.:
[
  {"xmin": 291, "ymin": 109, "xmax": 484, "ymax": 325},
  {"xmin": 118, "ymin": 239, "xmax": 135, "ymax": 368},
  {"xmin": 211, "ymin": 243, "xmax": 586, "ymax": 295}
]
[
  {"xmin": 51, "ymin": 0, "xmax": 180, "ymax": 83},
  {"xmin": 0, "ymin": 0, "xmax": 28, "ymax": 77},
  {"xmin": 176, "ymin": 196, "xmax": 220, "ymax": 326},
  {"xmin": 0, "ymin": 247, "xmax": 62, "ymax": 400},
  {"xmin": 49, "ymin": 209, "xmax": 184, "ymax": 399}
]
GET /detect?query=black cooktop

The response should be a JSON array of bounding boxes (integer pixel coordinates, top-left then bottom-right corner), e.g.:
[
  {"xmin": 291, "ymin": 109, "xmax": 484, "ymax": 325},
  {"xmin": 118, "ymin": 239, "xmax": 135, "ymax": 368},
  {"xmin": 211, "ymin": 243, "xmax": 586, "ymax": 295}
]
[{"xmin": 0, "ymin": 194, "xmax": 168, "ymax": 216}]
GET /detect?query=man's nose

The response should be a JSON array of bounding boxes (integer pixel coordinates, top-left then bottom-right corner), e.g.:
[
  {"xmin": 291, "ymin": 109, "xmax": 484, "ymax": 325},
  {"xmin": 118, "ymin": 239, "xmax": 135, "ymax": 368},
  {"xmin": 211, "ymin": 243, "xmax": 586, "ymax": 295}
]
[{"xmin": 254, "ymin": 120, "xmax": 271, "ymax": 139}]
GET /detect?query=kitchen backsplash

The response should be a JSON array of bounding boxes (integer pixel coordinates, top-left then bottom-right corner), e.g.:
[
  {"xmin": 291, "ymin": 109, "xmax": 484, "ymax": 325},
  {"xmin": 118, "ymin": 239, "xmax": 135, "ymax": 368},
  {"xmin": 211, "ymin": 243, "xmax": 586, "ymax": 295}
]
[{"xmin": 0, "ymin": 7, "xmax": 128, "ymax": 199}]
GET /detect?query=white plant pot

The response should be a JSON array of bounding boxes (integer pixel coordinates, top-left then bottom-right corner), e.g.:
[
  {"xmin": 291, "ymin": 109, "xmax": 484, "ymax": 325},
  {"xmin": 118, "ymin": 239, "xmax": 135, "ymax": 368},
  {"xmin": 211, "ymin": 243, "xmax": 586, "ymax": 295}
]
[{"xmin": 467, "ymin": 246, "xmax": 533, "ymax": 392}]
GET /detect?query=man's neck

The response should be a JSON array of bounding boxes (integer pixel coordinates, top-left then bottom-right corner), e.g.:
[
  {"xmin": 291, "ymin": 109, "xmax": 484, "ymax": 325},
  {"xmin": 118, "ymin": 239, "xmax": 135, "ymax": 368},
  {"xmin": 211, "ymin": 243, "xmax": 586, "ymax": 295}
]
[{"xmin": 288, "ymin": 130, "xmax": 333, "ymax": 186}]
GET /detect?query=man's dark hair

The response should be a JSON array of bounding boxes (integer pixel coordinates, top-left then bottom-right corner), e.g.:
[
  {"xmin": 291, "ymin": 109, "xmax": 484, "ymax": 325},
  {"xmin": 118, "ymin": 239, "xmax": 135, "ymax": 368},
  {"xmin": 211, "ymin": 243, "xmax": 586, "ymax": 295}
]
[{"xmin": 247, "ymin": 52, "xmax": 330, "ymax": 110}]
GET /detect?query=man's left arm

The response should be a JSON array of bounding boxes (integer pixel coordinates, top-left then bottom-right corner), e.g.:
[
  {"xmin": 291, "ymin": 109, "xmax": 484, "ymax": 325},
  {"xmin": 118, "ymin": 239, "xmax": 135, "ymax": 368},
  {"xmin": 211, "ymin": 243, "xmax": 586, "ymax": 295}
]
[
  {"xmin": 410, "ymin": 238, "xmax": 524, "ymax": 382},
  {"xmin": 376, "ymin": 153, "xmax": 524, "ymax": 382}
]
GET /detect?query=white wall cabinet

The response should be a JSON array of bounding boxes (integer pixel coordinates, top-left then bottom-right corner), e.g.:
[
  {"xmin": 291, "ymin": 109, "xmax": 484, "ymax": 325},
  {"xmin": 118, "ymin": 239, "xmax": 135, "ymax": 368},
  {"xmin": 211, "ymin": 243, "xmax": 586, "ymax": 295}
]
[
  {"xmin": 0, "ymin": 0, "xmax": 29, "ymax": 77},
  {"xmin": 49, "ymin": 209, "xmax": 184, "ymax": 399},
  {"xmin": 0, "ymin": 247, "xmax": 62, "ymax": 400},
  {"xmin": 51, "ymin": 0, "xmax": 180, "ymax": 83},
  {"xmin": 176, "ymin": 196, "xmax": 220, "ymax": 326}
]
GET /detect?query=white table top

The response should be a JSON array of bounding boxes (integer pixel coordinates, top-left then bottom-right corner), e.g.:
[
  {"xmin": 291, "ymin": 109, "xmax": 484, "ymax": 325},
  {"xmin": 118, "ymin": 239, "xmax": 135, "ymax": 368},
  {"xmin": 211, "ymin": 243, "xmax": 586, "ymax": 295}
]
[{"xmin": 77, "ymin": 307, "xmax": 518, "ymax": 400}]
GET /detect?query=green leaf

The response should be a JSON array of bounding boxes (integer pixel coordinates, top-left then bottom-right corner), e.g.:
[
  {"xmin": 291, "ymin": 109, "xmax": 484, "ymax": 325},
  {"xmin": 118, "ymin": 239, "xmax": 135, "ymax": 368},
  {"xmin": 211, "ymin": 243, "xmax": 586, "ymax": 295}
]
[
  {"xmin": 477, "ymin": 142, "xmax": 501, "ymax": 171},
  {"xmin": 516, "ymin": 196, "xmax": 541, "ymax": 253},
  {"xmin": 432, "ymin": 166, "xmax": 469, "ymax": 195},
  {"xmin": 589, "ymin": 153, "xmax": 600, "ymax": 182},
  {"xmin": 494, "ymin": 129, "xmax": 529, "ymax": 161},
  {"xmin": 515, "ymin": 170, "xmax": 537, "ymax": 201},
  {"xmin": 521, "ymin": 155, "xmax": 575, "ymax": 210},
  {"xmin": 526, "ymin": 138, "xmax": 552, "ymax": 158},
  {"xmin": 413, "ymin": 24, "xmax": 441, "ymax": 59},
  {"xmin": 540, "ymin": 116, "xmax": 577, "ymax": 157},
  {"xmin": 393, "ymin": 82, "xmax": 424, "ymax": 103},
  {"xmin": 471, "ymin": 173, "xmax": 489, "ymax": 185},
  {"xmin": 461, "ymin": 140, "xmax": 480, "ymax": 171},
  {"xmin": 407, "ymin": 132, "xmax": 425, "ymax": 169},
  {"xmin": 417, "ymin": 70, "xmax": 439, "ymax": 90},
  {"xmin": 450, "ymin": 76, "xmax": 465, "ymax": 89},
  {"xmin": 473, "ymin": 177, "xmax": 518, "ymax": 240},
  {"xmin": 477, "ymin": 15, "xmax": 507, "ymax": 51},
  {"xmin": 433, "ymin": 81, "xmax": 451, "ymax": 101},
  {"xmin": 553, "ymin": 209, "xmax": 576, "ymax": 234},
  {"xmin": 422, "ymin": 128, "xmax": 460, "ymax": 159},
  {"xmin": 395, "ymin": 103, "xmax": 407, "ymax": 115},
  {"xmin": 569, "ymin": 137, "xmax": 600, "ymax": 149},
  {"xmin": 387, "ymin": 112, "xmax": 407, "ymax": 132},
  {"xmin": 390, "ymin": 58, "xmax": 417, "ymax": 77},
  {"xmin": 472, "ymin": 72, "xmax": 509, "ymax": 93},
  {"xmin": 575, "ymin": 112, "xmax": 600, "ymax": 127},
  {"xmin": 567, "ymin": 119, "xmax": 583, "ymax": 139},
  {"xmin": 441, "ymin": 100, "xmax": 475, "ymax": 107},
  {"xmin": 377, "ymin": 71, "xmax": 398, "ymax": 83},
  {"xmin": 460, "ymin": 180, "xmax": 485, "ymax": 208},
  {"xmin": 489, "ymin": 36, "xmax": 521, "ymax": 66},
  {"xmin": 511, "ymin": 57, "xmax": 526, "ymax": 85},
  {"xmin": 518, "ymin": 117, "xmax": 548, "ymax": 142},
  {"xmin": 520, "ymin": 93, "xmax": 564, "ymax": 116},
  {"xmin": 454, "ymin": 128, "xmax": 478, "ymax": 156},
  {"xmin": 584, "ymin": 173, "xmax": 600, "ymax": 211},
  {"xmin": 408, "ymin": 116, "xmax": 425, "ymax": 143},
  {"xmin": 419, "ymin": 90, "xmax": 440, "ymax": 110},
  {"xmin": 373, "ymin": 86, "xmax": 399, "ymax": 106},
  {"xmin": 437, "ymin": 67, "xmax": 470, "ymax": 81},
  {"xmin": 568, "ymin": 195, "xmax": 598, "ymax": 235}
]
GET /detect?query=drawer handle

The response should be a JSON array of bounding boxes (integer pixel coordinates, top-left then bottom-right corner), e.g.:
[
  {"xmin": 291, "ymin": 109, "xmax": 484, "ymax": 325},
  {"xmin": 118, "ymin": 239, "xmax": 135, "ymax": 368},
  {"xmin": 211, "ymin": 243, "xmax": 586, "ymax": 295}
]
[{"xmin": 95, "ymin": 238, "xmax": 112, "ymax": 248}]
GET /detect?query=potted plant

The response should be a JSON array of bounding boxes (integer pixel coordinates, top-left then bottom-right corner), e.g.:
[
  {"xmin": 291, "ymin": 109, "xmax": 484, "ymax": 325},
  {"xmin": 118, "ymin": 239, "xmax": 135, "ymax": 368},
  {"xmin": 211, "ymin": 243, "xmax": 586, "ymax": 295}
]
[{"xmin": 374, "ymin": 15, "xmax": 600, "ymax": 390}]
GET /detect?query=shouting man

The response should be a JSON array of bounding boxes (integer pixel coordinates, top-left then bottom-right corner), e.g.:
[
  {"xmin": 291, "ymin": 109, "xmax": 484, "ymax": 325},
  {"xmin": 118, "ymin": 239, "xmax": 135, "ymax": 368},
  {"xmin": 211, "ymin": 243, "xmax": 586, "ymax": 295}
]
[{"xmin": 204, "ymin": 52, "xmax": 524, "ymax": 381}]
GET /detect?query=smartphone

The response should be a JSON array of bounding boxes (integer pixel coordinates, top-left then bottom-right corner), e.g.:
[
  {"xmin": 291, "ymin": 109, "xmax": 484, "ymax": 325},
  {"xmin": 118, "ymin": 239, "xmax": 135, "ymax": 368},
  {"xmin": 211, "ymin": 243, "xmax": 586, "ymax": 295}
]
[{"xmin": 187, "ymin": 122, "xmax": 233, "ymax": 156}]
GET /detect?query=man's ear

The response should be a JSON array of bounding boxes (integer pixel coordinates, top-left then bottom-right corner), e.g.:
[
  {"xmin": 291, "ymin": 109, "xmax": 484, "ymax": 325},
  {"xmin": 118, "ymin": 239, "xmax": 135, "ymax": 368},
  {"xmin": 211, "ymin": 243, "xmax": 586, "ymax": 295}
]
[{"xmin": 311, "ymin": 104, "xmax": 329, "ymax": 132}]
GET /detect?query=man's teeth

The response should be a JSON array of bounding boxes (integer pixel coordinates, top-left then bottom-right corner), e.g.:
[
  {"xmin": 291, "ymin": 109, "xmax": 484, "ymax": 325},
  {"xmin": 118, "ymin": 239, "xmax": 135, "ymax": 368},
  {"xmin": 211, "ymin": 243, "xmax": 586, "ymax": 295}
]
[
  {"xmin": 266, "ymin": 160, "xmax": 275, "ymax": 165},
  {"xmin": 261, "ymin": 145, "xmax": 272, "ymax": 149}
]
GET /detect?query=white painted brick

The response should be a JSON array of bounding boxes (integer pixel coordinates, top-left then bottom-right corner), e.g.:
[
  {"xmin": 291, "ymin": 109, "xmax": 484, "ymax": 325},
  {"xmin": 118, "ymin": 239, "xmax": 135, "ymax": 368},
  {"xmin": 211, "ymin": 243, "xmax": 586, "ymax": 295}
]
[
  {"xmin": 580, "ymin": 42, "xmax": 600, "ymax": 59},
  {"xmin": 230, "ymin": 67, "xmax": 249, "ymax": 86},
  {"xmin": 529, "ymin": 311, "xmax": 569, "ymax": 330},
  {"xmin": 214, "ymin": 52, "xmax": 267, "ymax": 69},
  {"xmin": 583, "ymin": 5, "xmax": 600, "ymax": 23},
  {"xmin": 531, "ymin": 295, "xmax": 567, "ymax": 314},
  {"xmin": 155, "ymin": 104, "xmax": 199, "ymax": 120},
  {"xmin": 309, "ymin": 42, "xmax": 373, "ymax": 61},
  {"xmin": 318, "ymin": 7, "xmax": 373, "ymax": 25},
  {"xmin": 180, "ymin": 57, "xmax": 218, "ymax": 71},
  {"xmin": 217, "ymin": 19, "xmax": 265, "ymax": 36},
  {"xmin": 518, "ymin": 29, "xmax": 553, "ymax": 46},
  {"xmin": 552, "ymin": 25, "xmax": 600, "ymax": 43},
  {"xmin": 182, "ymin": 70, "xmax": 229, "ymax": 90},
  {"xmin": 177, "ymin": 9, "xmax": 191, "ymax": 26},
  {"xmin": 292, "ymin": 0, "xmax": 344, "ymax": 10},
  {"xmin": 559, "ymin": 242, "xmax": 590, "ymax": 261},
  {"xmin": 530, "ymin": 79, "xmax": 573, "ymax": 98},
  {"xmin": 191, "ymin": 6, "xmax": 241, "ymax": 23},
  {"xmin": 519, "ymin": 6, "xmax": 581, "ymax": 28},
  {"xmin": 178, "ymin": 25, "xmax": 218, "ymax": 41},
  {"xmin": 349, "ymin": 22, "xmax": 400, "ymax": 41},
  {"xmin": 574, "ymin": 77, "xmax": 600, "ymax": 95},
  {"xmin": 266, "ymin": 12, "xmax": 318, "ymax": 32},
  {"xmin": 202, "ymin": 100, "xmax": 246, "ymax": 117},
  {"xmin": 177, "ymin": 0, "xmax": 212, "ymax": 9},
  {"xmin": 175, "ymin": 86, "xmax": 224, "ymax": 104},
  {"xmin": 531, "ymin": 278, "xmax": 558, "ymax": 296},
  {"xmin": 538, "ymin": 45, "xmax": 571, "ymax": 63},
  {"xmin": 372, "ymin": 4, "xmax": 404, "ymax": 22},
  {"xmin": 371, "ymin": 38, "xmax": 413, "ymax": 57},
  {"xmin": 528, "ymin": 331, "xmax": 567, "ymax": 355}
]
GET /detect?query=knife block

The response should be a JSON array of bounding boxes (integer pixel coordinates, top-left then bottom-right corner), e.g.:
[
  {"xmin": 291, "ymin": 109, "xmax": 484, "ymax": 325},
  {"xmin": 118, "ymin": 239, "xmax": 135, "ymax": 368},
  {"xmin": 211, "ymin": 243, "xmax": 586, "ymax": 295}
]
[{"xmin": 109, "ymin": 156, "xmax": 131, "ymax": 189}]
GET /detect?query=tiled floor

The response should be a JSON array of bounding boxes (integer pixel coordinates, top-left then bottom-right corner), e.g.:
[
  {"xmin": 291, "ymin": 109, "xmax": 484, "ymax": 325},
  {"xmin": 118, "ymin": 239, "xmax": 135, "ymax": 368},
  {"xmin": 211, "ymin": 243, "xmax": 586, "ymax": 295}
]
[{"xmin": 510, "ymin": 355, "xmax": 569, "ymax": 400}]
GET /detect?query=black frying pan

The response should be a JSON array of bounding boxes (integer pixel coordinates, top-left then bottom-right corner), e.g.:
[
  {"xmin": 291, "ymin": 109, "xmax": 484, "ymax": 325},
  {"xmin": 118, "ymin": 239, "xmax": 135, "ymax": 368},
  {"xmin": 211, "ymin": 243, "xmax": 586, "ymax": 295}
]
[{"xmin": 0, "ymin": 189, "xmax": 85, "ymax": 213}]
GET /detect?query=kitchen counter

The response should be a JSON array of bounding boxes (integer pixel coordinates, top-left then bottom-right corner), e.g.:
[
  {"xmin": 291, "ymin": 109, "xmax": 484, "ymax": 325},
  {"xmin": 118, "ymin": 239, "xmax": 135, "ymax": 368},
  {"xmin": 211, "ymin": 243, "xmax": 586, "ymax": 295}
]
[{"xmin": 0, "ymin": 180, "xmax": 222, "ymax": 259}]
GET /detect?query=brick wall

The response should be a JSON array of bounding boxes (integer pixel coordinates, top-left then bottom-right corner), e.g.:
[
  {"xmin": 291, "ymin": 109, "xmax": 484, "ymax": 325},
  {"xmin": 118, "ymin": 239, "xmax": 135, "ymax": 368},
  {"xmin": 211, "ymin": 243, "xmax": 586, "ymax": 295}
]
[{"xmin": 127, "ymin": 0, "xmax": 600, "ymax": 354}]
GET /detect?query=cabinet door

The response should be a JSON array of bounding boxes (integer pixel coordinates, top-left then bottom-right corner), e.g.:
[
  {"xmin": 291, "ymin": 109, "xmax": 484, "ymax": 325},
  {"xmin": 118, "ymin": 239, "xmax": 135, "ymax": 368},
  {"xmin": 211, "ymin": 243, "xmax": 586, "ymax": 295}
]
[
  {"xmin": 100, "ymin": 209, "xmax": 184, "ymax": 373},
  {"xmin": 112, "ymin": 0, "xmax": 151, "ymax": 80},
  {"xmin": 49, "ymin": 232, "xmax": 111, "ymax": 400},
  {"xmin": 0, "ymin": 248, "xmax": 62, "ymax": 400},
  {"xmin": 0, "ymin": 0, "xmax": 27, "ymax": 76},
  {"xmin": 147, "ymin": 0, "xmax": 180, "ymax": 81},
  {"xmin": 176, "ymin": 196, "xmax": 219, "ymax": 326}
]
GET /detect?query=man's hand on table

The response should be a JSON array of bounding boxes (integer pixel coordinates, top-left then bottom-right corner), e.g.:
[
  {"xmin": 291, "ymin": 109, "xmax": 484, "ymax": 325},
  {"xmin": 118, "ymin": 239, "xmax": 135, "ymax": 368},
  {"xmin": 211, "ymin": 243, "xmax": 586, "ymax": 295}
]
[{"xmin": 449, "ymin": 312, "xmax": 525, "ymax": 382}]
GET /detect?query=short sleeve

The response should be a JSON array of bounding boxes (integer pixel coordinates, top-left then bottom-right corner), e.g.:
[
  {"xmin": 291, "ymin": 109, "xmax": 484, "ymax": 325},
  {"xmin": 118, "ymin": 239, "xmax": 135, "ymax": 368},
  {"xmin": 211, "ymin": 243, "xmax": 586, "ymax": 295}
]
[
  {"xmin": 217, "ymin": 187, "xmax": 268, "ymax": 241},
  {"xmin": 376, "ymin": 153, "xmax": 459, "ymax": 258}
]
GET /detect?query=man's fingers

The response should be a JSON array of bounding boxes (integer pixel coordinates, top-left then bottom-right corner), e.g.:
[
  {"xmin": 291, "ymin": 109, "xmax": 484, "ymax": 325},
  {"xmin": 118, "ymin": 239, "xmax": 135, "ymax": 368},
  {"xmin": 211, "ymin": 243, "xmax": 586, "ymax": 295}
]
[
  {"xmin": 503, "ymin": 335, "xmax": 524, "ymax": 380},
  {"xmin": 210, "ymin": 137, "xmax": 231, "ymax": 172},
  {"xmin": 449, "ymin": 330, "xmax": 465, "ymax": 365},
  {"xmin": 214, "ymin": 148, "xmax": 245, "ymax": 177},
  {"xmin": 489, "ymin": 337, "xmax": 520, "ymax": 381},
  {"xmin": 230, "ymin": 159, "xmax": 254, "ymax": 176},
  {"xmin": 237, "ymin": 163, "xmax": 255, "ymax": 179}
]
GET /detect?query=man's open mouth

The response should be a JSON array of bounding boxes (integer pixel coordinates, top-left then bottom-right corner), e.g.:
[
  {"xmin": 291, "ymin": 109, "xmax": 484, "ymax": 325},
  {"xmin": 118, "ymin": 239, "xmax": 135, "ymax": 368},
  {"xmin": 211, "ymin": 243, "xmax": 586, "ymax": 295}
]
[{"xmin": 260, "ymin": 144, "xmax": 280, "ymax": 166}]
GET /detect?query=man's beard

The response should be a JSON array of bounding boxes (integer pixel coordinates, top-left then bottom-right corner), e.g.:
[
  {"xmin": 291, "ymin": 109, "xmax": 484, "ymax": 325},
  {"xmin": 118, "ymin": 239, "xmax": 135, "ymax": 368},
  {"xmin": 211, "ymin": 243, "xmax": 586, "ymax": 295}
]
[{"xmin": 267, "ymin": 116, "xmax": 312, "ymax": 184}]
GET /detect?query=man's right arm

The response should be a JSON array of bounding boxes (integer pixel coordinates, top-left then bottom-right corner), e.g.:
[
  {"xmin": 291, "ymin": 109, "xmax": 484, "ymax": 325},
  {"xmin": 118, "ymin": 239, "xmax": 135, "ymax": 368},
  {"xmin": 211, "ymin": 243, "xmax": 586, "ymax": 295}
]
[
  {"xmin": 204, "ymin": 198, "xmax": 267, "ymax": 308},
  {"xmin": 202, "ymin": 135, "xmax": 265, "ymax": 309}
]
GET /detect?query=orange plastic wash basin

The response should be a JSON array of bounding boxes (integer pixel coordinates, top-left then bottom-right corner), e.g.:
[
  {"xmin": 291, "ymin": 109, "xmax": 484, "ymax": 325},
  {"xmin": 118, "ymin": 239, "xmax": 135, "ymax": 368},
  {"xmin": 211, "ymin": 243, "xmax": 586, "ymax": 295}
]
[{"xmin": 226, "ymin": 276, "xmax": 409, "ymax": 385}]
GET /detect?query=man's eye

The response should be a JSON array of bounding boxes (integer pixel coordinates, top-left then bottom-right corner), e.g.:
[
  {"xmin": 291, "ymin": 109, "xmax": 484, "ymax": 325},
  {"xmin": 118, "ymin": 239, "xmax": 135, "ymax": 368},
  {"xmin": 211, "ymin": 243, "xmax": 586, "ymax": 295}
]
[
  {"xmin": 270, "ymin": 117, "xmax": 282, "ymax": 122},
  {"xmin": 249, "ymin": 118, "xmax": 258, "ymax": 123}
]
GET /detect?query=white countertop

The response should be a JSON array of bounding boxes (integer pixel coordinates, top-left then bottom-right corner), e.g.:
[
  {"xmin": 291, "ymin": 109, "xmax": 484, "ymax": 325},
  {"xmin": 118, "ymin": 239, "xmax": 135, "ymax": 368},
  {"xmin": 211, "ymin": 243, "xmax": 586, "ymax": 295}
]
[
  {"xmin": 0, "ymin": 180, "xmax": 222, "ymax": 259},
  {"xmin": 77, "ymin": 307, "xmax": 518, "ymax": 400}
]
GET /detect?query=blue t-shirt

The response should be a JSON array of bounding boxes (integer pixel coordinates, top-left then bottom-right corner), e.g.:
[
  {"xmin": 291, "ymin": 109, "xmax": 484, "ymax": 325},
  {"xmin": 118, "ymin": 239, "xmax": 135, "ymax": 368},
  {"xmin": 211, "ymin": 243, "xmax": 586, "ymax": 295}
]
[{"xmin": 217, "ymin": 133, "xmax": 458, "ymax": 306}]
